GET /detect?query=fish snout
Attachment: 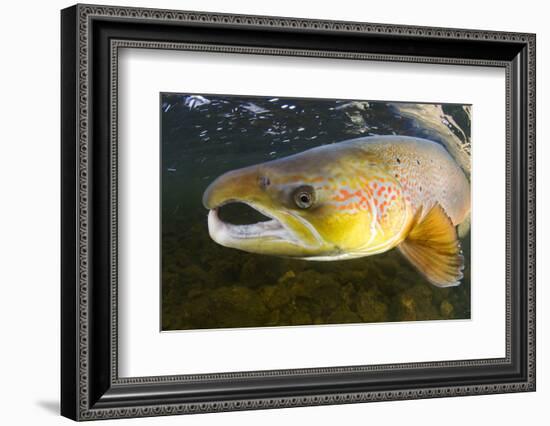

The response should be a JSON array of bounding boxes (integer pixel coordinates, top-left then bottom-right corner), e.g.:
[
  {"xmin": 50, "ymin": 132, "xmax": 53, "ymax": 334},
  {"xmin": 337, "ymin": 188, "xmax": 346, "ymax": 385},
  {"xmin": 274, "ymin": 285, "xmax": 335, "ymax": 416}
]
[{"xmin": 202, "ymin": 166, "xmax": 263, "ymax": 210}]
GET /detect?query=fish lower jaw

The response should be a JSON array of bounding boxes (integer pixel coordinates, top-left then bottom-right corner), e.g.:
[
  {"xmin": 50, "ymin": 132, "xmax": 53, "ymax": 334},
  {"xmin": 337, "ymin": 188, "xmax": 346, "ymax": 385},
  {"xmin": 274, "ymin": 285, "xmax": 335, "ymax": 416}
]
[{"xmin": 207, "ymin": 208, "xmax": 299, "ymax": 247}]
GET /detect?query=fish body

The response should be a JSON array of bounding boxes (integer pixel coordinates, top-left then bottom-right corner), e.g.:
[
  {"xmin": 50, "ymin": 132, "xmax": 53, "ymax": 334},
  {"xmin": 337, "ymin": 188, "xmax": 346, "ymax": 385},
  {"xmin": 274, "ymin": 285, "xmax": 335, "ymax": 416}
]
[{"xmin": 203, "ymin": 136, "xmax": 470, "ymax": 287}]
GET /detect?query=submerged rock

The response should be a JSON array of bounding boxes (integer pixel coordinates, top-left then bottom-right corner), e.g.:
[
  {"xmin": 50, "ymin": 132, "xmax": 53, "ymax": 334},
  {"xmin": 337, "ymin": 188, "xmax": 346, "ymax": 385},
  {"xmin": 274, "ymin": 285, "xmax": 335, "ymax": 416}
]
[
  {"xmin": 440, "ymin": 300, "xmax": 455, "ymax": 319},
  {"xmin": 278, "ymin": 270, "xmax": 296, "ymax": 284},
  {"xmin": 396, "ymin": 284, "xmax": 440, "ymax": 321},
  {"xmin": 356, "ymin": 288, "xmax": 389, "ymax": 323},
  {"xmin": 328, "ymin": 304, "xmax": 362, "ymax": 324},
  {"xmin": 397, "ymin": 294, "xmax": 417, "ymax": 322},
  {"xmin": 208, "ymin": 286, "xmax": 270, "ymax": 328}
]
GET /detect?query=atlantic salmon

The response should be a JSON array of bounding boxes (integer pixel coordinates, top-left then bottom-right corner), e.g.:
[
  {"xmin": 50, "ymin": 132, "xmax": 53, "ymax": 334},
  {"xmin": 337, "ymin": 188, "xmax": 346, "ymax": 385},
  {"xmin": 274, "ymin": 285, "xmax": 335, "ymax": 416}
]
[{"xmin": 202, "ymin": 136, "xmax": 470, "ymax": 287}]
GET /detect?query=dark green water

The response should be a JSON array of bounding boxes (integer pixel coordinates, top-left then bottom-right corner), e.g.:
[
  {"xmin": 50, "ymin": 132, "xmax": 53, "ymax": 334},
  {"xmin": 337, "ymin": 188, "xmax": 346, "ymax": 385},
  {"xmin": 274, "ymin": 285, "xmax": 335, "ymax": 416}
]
[{"xmin": 161, "ymin": 94, "xmax": 471, "ymax": 331}]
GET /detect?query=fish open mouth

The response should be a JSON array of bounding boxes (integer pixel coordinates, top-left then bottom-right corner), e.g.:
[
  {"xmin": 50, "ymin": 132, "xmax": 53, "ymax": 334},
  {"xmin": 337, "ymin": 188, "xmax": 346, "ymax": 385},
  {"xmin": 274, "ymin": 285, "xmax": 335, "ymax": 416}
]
[
  {"xmin": 217, "ymin": 202, "xmax": 272, "ymax": 226},
  {"xmin": 207, "ymin": 201, "xmax": 297, "ymax": 244}
]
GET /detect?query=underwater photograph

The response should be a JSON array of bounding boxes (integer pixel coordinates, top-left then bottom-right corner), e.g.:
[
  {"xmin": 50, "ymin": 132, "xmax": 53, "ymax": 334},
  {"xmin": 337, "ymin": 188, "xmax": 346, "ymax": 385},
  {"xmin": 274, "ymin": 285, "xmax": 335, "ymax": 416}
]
[{"xmin": 161, "ymin": 93, "xmax": 471, "ymax": 331}]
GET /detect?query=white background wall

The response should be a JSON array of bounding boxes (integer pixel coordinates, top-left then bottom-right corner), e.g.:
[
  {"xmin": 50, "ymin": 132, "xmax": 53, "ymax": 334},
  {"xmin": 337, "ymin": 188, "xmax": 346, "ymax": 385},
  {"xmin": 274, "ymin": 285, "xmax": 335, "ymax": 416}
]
[{"xmin": 0, "ymin": 0, "xmax": 546, "ymax": 424}]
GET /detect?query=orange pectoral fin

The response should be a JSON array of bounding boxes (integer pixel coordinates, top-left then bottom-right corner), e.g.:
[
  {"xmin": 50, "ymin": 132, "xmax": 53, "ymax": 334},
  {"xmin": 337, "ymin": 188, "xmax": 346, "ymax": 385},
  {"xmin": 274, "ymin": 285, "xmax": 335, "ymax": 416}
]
[{"xmin": 398, "ymin": 203, "xmax": 464, "ymax": 288}]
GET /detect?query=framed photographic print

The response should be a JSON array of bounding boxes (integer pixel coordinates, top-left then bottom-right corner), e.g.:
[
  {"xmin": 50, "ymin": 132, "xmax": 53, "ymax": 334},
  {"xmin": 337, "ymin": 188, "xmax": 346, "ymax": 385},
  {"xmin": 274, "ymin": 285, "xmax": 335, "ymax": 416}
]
[{"xmin": 61, "ymin": 4, "xmax": 536, "ymax": 421}]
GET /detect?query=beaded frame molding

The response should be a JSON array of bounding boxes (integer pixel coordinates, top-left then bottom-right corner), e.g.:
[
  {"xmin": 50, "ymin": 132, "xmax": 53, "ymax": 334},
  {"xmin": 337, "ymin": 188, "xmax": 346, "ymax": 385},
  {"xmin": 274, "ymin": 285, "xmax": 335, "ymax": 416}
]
[{"xmin": 61, "ymin": 3, "xmax": 536, "ymax": 421}]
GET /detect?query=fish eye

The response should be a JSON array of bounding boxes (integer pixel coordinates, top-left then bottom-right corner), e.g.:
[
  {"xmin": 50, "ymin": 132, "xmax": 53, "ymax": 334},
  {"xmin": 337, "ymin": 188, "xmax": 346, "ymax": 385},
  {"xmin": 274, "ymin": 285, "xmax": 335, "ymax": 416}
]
[{"xmin": 293, "ymin": 185, "xmax": 315, "ymax": 209}]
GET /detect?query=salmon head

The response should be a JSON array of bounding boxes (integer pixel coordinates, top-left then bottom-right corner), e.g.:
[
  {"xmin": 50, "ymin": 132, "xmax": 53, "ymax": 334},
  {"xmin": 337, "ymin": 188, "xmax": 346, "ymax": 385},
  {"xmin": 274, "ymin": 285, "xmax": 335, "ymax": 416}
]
[{"xmin": 202, "ymin": 142, "xmax": 410, "ymax": 260}]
